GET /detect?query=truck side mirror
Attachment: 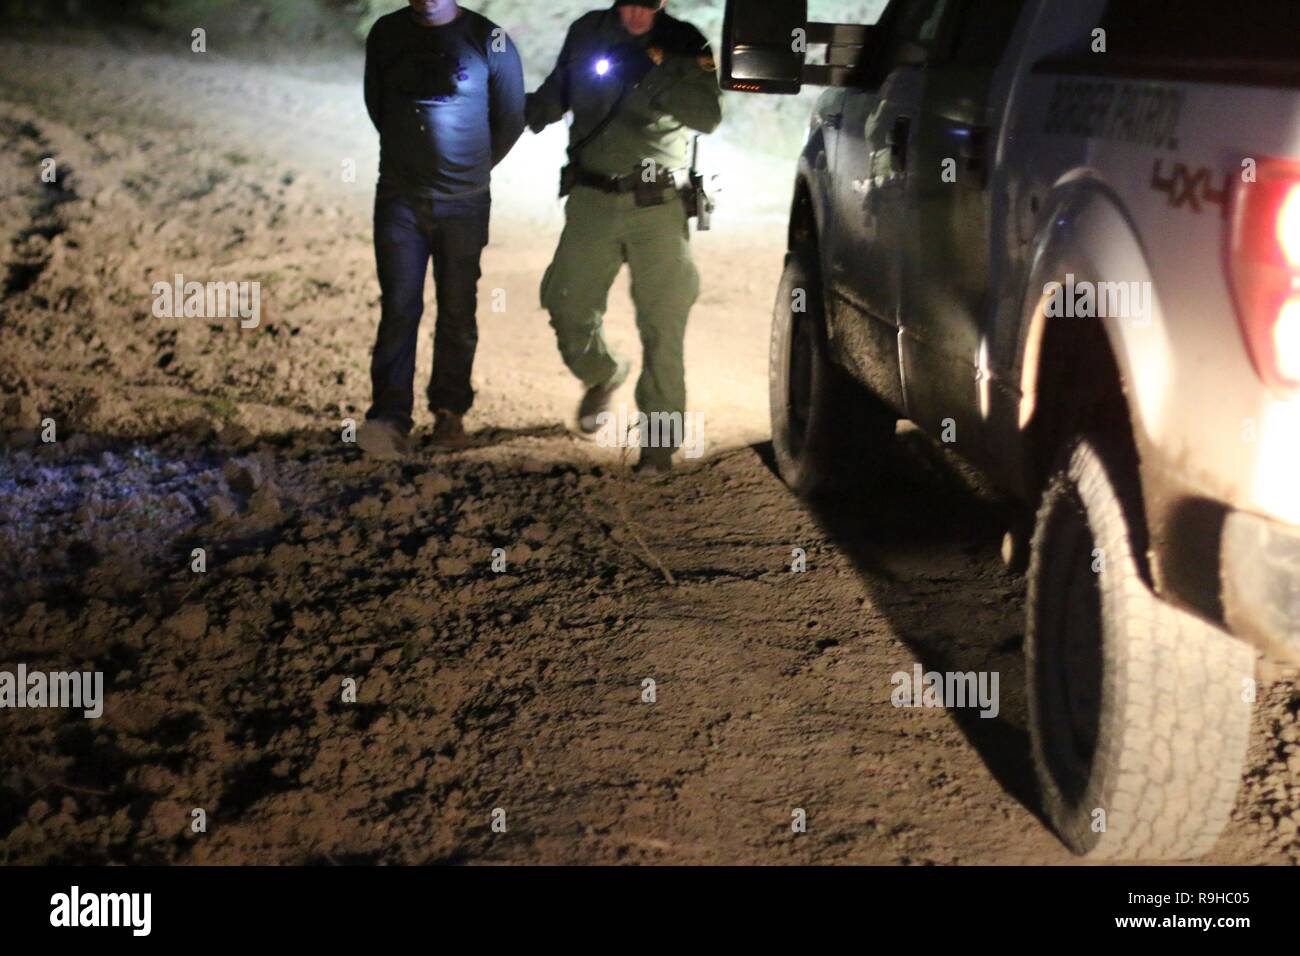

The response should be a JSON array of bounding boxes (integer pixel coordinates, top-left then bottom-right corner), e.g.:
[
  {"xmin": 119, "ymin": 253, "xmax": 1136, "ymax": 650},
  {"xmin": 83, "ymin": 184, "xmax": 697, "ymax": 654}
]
[
  {"xmin": 721, "ymin": 0, "xmax": 874, "ymax": 95},
  {"xmin": 721, "ymin": 0, "xmax": 807, "ymax": 94}
]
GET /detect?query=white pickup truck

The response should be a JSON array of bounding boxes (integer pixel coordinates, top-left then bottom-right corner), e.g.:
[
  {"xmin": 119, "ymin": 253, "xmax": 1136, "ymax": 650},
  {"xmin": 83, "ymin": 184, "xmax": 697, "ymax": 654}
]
[{"xmin": 721, "ymin": 0, "xmax": 1300, "ymax": 858}]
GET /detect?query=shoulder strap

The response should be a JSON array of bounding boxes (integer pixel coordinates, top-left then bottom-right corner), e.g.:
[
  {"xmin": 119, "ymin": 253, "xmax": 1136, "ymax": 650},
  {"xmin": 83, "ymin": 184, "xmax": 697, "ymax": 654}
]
[
  {"xmin": 569, "ymin": 81, "xmax": 633, "ymax": 165},
  {"xmin": 567, "ymin": 9, "xmax": 642, "ymax": 166}
]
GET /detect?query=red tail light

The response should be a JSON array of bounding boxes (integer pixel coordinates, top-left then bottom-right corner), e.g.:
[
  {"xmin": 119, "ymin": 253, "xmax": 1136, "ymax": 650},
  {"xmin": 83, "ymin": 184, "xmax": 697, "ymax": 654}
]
[{"xmin": 1229, "ymin": 158, "xmax": 1300, "ymax": 394}]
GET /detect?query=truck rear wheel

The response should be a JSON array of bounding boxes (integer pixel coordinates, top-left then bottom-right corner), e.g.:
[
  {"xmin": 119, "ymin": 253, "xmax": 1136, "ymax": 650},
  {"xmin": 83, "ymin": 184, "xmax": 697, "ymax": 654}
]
[
  {"xmin": 769, "ymin": 248, "xmax": 894, "ymax": 496},
  {"xmin": 1026, "ymin": 435, "xmax": 1254, "ymax": 859}
]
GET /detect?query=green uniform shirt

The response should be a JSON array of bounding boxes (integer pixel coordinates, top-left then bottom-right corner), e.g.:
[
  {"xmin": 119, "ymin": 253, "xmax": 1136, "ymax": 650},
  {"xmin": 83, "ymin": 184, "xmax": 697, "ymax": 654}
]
[{"xmin": 526, "ymin": 6, "xmax": 723, "ymax": 178}]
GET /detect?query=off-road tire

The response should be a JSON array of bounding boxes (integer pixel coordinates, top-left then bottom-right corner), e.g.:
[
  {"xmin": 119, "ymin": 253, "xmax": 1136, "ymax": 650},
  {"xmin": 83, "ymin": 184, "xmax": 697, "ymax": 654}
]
[
  {"xmin": 1026, "ymin": 435, "xmax": 1255, "ymax": 859},
  {"xmin": 769, "ymin": 247, "xmax": 894, "ymax": 497}
]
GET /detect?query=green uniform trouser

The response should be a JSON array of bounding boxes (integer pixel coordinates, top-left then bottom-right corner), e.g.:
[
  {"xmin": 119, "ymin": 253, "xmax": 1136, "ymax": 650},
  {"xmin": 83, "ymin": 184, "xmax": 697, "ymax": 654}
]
[{"xmin": 541, "ymin": 185, "xmax": 700, "ymax": 420}]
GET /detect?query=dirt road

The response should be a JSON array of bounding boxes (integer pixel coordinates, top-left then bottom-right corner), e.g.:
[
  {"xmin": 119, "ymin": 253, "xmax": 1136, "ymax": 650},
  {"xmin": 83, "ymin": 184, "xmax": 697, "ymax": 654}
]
[{"xmin": 1, "ymin": 37, "xmax": 1297, "ymax": 864}]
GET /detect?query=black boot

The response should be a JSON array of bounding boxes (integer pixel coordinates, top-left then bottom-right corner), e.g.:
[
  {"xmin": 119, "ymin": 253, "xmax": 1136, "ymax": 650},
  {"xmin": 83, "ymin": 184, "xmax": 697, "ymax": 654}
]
[
  {"xmin": 633, "ymin": 445, "xmax": 673, "ymax": 477},
  {"xmin": 577, "ymin": 359, "xmax": 631, "ymax": 435}
]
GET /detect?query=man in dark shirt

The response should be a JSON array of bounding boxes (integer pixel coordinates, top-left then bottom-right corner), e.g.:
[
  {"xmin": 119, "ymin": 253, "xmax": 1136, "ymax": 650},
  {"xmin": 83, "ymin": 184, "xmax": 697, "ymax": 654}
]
[{"xmin": 360, "ymin": 0, "xmax": 525, "ymax": 458}]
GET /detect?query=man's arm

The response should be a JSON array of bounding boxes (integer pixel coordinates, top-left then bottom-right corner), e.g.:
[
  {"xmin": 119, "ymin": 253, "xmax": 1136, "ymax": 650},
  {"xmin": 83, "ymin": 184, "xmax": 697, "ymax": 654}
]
[
  {"xmin": 364, "ymin": 23, "xmax": 383, "ymax": 132},
  {"xmin": 649, "ymin": 46, "xmax": 723, "ymax": 135},
  {"xmin": 489, "ymin": 30, "xmax": 526, "ymax": 166},
  {"xmin": 525, "ymin": 24, "xmax": 577, "ymax": 133}
]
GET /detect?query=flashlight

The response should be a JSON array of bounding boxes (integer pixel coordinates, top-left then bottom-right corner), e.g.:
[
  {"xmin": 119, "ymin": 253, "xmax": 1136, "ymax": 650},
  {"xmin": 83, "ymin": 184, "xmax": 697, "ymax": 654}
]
[{"xmin": 595, "ymin": 57, "xmax": 611, "ymax": 77}]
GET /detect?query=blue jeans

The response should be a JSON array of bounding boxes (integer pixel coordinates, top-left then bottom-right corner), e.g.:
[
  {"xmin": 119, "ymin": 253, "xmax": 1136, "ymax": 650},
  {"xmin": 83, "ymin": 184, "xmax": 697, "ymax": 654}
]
[{"xmin": 368, "ymin": 189, "xmax": 490, "ymax": 431}]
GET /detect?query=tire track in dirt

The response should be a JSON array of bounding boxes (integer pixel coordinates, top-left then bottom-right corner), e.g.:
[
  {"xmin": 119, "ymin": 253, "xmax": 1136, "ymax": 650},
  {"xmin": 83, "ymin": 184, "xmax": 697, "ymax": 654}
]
[{"xmin": 1, "ymin": 117, "xmax": 78, "ymax": 300}]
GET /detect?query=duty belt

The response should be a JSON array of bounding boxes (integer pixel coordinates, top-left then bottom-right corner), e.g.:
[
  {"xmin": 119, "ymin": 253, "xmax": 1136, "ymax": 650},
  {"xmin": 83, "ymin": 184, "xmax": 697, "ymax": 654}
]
[{"xmin": 573, "ymin": 166, "xmax": 688, "ymax": 196}]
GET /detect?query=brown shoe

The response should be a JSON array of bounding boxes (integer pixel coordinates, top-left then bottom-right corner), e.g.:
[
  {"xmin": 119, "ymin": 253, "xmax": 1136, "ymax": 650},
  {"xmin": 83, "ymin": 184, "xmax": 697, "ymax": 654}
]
[
  {"xmin": 357, "ymin": 419, "xmax": 410, "ymax": 461},
  {"xmin": 431, "ymin": 410, "xmax": 472, "ymax": 449}
]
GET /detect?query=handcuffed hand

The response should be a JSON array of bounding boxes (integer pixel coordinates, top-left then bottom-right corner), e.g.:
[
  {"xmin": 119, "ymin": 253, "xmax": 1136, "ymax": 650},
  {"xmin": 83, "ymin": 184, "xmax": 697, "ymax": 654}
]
[{"xmin": 524, "ymin": 92, "xmax": 547, "ymax": 134}]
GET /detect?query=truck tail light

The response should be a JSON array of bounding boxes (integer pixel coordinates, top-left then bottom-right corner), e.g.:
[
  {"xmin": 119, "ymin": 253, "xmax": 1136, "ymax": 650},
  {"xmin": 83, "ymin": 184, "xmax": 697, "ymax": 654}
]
[{"xmin": 1229, "ymin": 159, "xmax": 1300, "ymax": 394}]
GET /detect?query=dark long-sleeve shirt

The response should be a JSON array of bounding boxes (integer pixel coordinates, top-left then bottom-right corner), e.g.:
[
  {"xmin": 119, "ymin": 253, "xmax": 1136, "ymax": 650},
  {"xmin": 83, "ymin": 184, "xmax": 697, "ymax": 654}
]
[
  {"xmin": 525, "ymin": 7, "xmax": 723, "ymax": 178},
  {"xmin": 365, "ymin": 7, "xmax": 525, "ymax": 209}
]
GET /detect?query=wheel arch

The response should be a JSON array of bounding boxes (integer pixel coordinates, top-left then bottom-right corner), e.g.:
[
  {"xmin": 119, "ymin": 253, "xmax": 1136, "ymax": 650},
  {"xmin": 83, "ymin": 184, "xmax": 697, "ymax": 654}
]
[
  {"xmin": 1016, "ymin": 175, "xmax": 1167, "ymax": 582},
  {"xmin": 788, "ymin": 169, "xmax": 821, "ymax": 256}
]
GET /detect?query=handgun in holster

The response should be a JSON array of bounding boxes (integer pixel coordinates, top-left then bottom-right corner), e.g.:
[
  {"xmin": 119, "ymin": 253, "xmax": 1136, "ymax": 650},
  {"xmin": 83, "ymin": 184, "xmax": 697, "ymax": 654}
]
[
  {"xmin": 685, "ymin": 135, "xmax": 715, "ymax": 231},
  {"xmin": 559, "ymin": 163, "xmax": 579, "ymax": 198}
]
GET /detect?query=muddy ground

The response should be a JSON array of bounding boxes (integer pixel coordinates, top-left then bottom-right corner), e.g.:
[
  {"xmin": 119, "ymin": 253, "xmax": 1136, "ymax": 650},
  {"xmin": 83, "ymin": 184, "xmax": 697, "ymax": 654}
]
[{"xmin": 1, "ymin": 35, "xmax": 1298, "ymax": 865}]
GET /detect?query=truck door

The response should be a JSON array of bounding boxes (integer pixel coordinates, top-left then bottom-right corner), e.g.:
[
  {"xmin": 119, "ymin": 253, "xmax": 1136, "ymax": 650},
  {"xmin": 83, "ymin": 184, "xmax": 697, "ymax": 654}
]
[
  {"xmin": 898, "ymin": 0, "xmax": 1026, "ymax": 440},
  {"xmin": 824, "ymin": 0, "xmax": 957, "ymax": 412}
]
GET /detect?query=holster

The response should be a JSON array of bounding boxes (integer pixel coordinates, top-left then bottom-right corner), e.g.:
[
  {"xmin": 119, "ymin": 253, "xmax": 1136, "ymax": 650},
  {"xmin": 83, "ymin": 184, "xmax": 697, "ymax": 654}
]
[
  {"xmin": 669, "ymin": 168, "xmax": 712, "ymax": 231},
  {"xmin": 633, "ymin": 174, "xmax": 671, "ymax": 208},
  {"xmin": 562, "ymin": 163, "xmax": 682, "ymax": 208},
  {"xmin": 559, "ymin": 164, "xmax": 578, "ymax": 199}
]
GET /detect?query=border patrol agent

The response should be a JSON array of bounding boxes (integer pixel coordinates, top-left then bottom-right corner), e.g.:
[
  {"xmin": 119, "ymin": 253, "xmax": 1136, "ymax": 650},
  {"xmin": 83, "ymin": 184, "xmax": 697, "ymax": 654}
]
[{"xmin": 526, "ymin": 0, "xmax": 722, "ymax": 474}]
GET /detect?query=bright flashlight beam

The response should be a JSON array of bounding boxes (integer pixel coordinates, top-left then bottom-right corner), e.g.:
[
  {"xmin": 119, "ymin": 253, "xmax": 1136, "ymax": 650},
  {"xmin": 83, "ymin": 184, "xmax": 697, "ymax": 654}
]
[{"xmin": 595, "ymin": 58, "xmax": 611, "ymax": 77}]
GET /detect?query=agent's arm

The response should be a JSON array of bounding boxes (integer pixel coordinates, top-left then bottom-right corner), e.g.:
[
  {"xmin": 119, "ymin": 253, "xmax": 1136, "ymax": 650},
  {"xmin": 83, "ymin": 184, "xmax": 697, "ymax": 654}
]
[
  {"xmin": 525, "ymin": 24, "xmax": 578, "ymax": 133},
  {"xmin": 647, "ymin": 45, "xmax": 723, "ymax": 135}
]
